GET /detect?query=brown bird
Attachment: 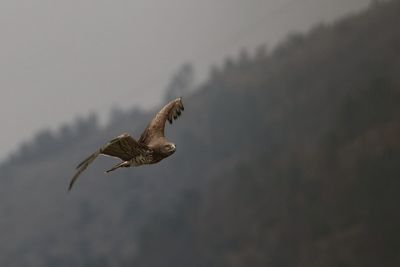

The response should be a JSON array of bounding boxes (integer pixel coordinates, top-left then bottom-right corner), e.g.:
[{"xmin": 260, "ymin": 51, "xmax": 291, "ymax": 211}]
[{"xmin": 68, "ymin": 97, "xmax": 184, "ymax": 191}]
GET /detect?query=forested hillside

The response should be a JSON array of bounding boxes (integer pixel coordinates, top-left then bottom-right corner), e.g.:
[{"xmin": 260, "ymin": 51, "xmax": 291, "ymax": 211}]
[{"xmin": 1, "ymin": 1, "xmax": 399, "ymax": 266}]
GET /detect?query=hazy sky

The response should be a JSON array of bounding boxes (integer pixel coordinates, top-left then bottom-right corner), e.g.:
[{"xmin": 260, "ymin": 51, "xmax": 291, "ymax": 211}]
[{"xmin": 0, "ymin": 0, "xmax": 370, "ymax": 160}]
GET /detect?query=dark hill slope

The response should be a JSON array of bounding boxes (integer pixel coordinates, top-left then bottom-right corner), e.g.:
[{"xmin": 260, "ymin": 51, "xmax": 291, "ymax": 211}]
[{"xmin": 1, "ymin": 1, "xmax": 400, "ymax": 266}]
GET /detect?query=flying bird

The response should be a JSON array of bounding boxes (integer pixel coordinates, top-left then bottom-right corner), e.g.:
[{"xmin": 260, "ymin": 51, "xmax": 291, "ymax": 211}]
[{"xmin": 68, "ymin": 97, "xmax": 184, "ymax": 191}]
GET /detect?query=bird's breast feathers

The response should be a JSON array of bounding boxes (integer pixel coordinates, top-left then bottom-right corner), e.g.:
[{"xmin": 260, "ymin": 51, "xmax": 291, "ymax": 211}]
[{"xmin": 129, "ymin": 154, "xmax": 153, "ymax": 166}]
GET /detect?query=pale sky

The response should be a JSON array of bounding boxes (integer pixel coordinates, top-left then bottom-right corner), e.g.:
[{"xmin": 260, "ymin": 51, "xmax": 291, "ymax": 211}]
[{"xmin": 0, "ymin": 0, "xmax": 370, "ymax": 161}]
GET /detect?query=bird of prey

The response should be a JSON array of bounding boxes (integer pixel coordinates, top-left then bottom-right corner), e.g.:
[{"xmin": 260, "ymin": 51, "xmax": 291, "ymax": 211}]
[{"xmin": 68, "ymin": 97, "xmax": 184, "ymax": 191}]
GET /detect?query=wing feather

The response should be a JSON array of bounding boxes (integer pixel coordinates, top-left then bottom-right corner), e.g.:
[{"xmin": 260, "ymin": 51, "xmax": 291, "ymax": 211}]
[
  {"xmin": 69, "ymin": 150, "xmax": 100, "ymax": 191},
  {"xmin": 68, "ymin": 133, "xmax": 148, "ymax": 191},
  {"xmin": 139, "ymin": 97, "xmax": 184, "ymax": 145}
]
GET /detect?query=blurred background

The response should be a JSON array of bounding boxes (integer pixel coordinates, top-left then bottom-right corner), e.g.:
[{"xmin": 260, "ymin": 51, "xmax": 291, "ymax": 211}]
[{"xmin": 0, "ymin": 0, "xmax": 399, "ymax": 266}]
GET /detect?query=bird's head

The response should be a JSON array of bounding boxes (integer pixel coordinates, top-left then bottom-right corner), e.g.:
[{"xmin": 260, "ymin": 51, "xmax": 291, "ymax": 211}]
[{"xmin": 160, "ymin": 142, "xmax": 176, "ymax": 156}]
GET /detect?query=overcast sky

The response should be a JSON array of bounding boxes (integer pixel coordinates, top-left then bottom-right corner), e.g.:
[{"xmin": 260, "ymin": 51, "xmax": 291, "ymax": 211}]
[{"xmin": 0, "ymin": 0, "xmax": 370, "ymax": 161}]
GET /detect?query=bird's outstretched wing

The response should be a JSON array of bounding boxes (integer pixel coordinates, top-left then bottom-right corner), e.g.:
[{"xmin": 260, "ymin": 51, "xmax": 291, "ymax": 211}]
[
  {"xmin": 139, "ymin": 97, "xmax": 184, "ymax": 146},
  {"xmin": 68, "ymin": 133, "xmax": 148, "ymax": 191}
]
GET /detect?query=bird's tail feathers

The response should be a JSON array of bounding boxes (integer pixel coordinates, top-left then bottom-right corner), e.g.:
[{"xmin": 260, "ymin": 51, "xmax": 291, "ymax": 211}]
[{"xmin": 105, "ymin": 161, "xmax": 129, "ymax": 173}]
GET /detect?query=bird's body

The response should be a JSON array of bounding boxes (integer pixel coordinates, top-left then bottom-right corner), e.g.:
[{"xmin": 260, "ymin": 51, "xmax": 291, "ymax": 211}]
[{"xmin": 68, "ymin": 97, "xmax": 184, "ymax": 191}]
